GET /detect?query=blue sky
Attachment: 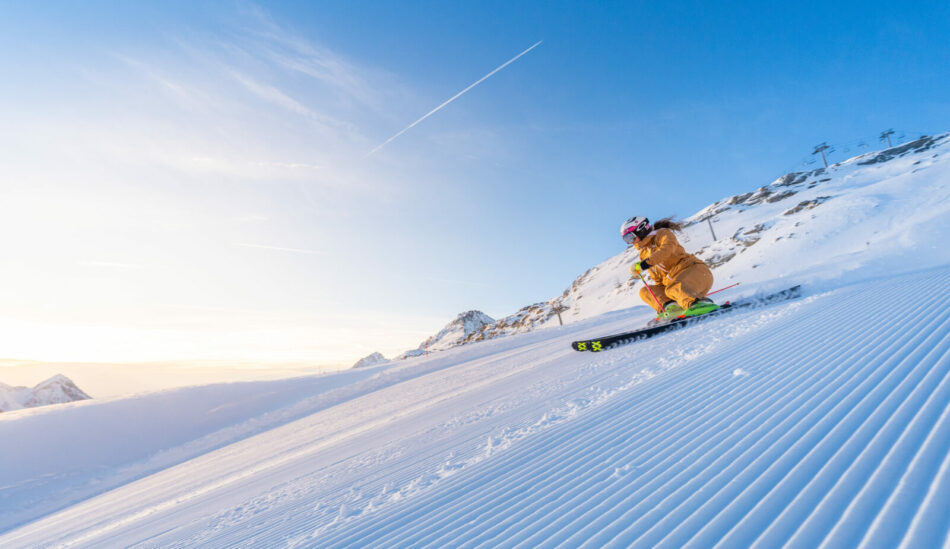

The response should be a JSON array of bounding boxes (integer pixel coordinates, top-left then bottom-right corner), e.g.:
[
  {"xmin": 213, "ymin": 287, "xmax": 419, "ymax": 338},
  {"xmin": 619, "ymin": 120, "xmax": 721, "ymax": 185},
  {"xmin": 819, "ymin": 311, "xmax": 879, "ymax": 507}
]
[{"xmin": 1, "ymin": 1, "xmax": 948, "ymax": 365}]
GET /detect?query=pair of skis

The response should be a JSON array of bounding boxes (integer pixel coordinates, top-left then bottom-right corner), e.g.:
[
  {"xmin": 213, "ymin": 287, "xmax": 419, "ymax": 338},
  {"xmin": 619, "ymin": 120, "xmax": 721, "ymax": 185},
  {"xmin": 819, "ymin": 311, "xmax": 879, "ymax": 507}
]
[{"xmin": 571, "ymin": 286, "xmax": 802, "ymax": 352}]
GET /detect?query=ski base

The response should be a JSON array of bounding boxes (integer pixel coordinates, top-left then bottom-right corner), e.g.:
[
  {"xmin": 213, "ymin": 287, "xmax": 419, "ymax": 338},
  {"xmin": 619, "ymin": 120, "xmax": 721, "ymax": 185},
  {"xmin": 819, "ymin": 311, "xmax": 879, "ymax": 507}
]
[{"xmin": 571, "ymin": 286, "xmax": 801, "ymax": 352}]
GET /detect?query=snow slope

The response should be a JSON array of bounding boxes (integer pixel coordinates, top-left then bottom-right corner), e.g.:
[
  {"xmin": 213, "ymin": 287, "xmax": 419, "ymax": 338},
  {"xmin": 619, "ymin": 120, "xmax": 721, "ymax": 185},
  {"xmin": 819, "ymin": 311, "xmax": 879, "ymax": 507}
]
[
  {"xmin": 0, "ymin": 370, "xmax": 381, "ymax": 532},
  {"xmin": 1, "ymin": 267, "xmax": 948, "ymax": 547},
  {"xmin": 1, "ymin": 137, "xmax": 949, "ymax": 547},
  {"xmin": 458, "ymin": 134, "xmax": 950, "ymax": 343}
]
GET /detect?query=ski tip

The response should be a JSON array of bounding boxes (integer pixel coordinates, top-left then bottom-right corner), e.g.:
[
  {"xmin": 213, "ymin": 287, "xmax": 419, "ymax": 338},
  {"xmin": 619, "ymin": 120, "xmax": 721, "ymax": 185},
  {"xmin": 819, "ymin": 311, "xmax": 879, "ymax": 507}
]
[{"xmin": 571, "ymin": 340, "xmax": 604, "ymax": 352}]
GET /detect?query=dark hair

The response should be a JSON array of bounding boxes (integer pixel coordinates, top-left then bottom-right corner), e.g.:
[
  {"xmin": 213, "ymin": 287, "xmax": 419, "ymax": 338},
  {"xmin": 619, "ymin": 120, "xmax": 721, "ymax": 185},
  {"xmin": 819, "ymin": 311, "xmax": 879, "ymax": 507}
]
[{"xmin": 653, "ymin": 216, "xmax": 686, "ymax": 232}]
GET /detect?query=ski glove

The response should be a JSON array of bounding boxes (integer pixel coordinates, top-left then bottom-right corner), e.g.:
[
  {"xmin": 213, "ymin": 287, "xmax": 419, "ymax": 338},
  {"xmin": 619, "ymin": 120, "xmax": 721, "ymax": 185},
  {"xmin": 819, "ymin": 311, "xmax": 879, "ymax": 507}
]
[{"xmin": 632, "ymin": 260, "xmax": 651, "ymax": 275}]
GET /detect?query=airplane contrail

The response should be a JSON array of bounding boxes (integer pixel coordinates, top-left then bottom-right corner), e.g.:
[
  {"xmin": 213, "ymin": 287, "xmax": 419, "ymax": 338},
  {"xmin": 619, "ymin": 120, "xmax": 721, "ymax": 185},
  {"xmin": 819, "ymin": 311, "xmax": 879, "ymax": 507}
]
[{"xmin": 367, "ymin": 40, "xmax": 543, "ymax": 156}]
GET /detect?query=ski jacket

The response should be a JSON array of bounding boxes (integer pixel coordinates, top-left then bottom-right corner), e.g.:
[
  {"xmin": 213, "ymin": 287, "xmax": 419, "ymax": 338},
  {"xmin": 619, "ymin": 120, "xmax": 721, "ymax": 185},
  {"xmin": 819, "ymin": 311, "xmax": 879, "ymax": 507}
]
[{"xmin": 631, "ymin": 228, "xmax": 706, "ymax": 286}]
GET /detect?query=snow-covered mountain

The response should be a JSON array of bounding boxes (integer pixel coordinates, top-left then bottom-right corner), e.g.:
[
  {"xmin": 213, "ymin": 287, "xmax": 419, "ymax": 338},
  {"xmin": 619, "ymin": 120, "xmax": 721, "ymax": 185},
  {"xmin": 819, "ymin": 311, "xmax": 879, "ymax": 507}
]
[
  {"xmin": 0, "ymin": 374, "xmax": 90, "ymax": 412},
  {"xmin": 403, "ymin": 135, "xmax": 949, "ymax": 356},
  {"xmin": 399, "ymin": 310, "xmax": 495, "ymax": 358},
  {"xmin": 351, "ymin": 352, "xmax": 389, "ymax": 369},
  {"xmin": 457, "ymin": 133, "xmax": 950, "ymax": 345}
]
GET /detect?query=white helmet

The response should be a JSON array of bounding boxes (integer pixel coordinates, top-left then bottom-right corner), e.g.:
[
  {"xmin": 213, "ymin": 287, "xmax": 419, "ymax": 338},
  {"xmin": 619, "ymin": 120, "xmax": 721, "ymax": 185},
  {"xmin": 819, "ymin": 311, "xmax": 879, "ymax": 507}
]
[{"xmin": 620, "ymin": 216, "xmax": 651, "ymax": 244}]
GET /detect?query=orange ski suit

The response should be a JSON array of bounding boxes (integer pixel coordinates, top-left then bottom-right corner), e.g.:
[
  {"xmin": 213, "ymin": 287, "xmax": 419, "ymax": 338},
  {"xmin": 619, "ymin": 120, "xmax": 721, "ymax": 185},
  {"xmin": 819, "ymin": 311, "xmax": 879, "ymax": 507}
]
[{"xmin": 631, "ymin": 228, "xmax": 713, "ymax": 312}]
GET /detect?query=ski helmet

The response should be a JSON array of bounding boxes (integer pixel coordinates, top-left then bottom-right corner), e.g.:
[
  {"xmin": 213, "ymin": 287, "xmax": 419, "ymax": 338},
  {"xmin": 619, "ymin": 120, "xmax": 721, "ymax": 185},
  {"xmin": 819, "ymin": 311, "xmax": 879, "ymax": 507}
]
[{"xmin": 621, "ymin": 216, "xmax": 651, "ymax": 244}]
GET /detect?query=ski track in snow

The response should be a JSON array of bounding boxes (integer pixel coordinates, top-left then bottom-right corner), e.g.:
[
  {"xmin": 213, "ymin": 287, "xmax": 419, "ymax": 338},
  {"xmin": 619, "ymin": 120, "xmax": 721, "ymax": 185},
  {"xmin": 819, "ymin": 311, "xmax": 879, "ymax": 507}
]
[
  {"xmin": 316, "ymin": 270, "xmax": 949, "ymax": 549},
  {"xmin": 2, "ymin": 268, "xmax": 950, "ymax": 548}
]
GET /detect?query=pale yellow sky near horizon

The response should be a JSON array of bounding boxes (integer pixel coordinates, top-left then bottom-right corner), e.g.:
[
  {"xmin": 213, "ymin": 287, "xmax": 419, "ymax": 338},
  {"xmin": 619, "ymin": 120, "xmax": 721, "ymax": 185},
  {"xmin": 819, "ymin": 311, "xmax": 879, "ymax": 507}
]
[
  {"xmin": 0, "ymin": 358, "xmax": 343, "ymax": 399},
  {"xmin": 0, "ymin": 310, "xmax": 435, "ymax": 369}
]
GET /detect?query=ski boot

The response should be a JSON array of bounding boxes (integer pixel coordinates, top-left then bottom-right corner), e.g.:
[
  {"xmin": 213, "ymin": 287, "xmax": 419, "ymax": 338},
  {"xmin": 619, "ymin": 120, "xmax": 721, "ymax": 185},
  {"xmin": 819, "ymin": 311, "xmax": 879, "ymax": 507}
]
[
  {"xmin": 648, "ymin": 301, "xmax": 685, "ymax": 326},
  {"xmin": 682, "ymin": 297, "xmax": 720, "ymax": 317}
]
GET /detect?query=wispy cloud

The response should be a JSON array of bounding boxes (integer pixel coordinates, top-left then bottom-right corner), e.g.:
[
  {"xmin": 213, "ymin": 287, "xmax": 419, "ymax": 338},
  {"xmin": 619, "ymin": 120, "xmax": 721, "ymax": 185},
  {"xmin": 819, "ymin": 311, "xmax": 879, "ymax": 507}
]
[
  {"xmin": 110, "ymin": 53, "xmax": 207, "ymax": 108},
  {"xmin": 234, "ymin": 214, "xmax": 269, "ymax": 223},
  {"xmin": 367, "ymin": 40, "xmax": 543, "ymax": 156},
  {"xmin": 80, "ymin": 261, "xmax": 146, "ymax": 270},
  {"xmin": 232, "ymin": 243, "xmax": 322, "ymax": 255},
  {"xmin": 93, "ymin": 23, "xmax": 373, "ymax": 186},
  {"xmin": 228, "ymin": 70, "xmax": 317, "ymax": 118},
  {"xmin": 238, "ymin": 3, "xmax": 382, "ymax": 110},
  {"xmin": 251, "ymin": 160, "xmax": 322, "ymax": 170},
  {"xmin": 226, "ymin": 68, "xmax": 359, "ymax": 135}
]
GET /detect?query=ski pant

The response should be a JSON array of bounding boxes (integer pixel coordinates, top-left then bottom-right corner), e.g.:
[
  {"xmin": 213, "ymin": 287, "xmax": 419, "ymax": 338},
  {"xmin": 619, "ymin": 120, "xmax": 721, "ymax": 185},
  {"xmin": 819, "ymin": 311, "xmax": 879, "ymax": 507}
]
[{"xmin": 639, "ymin": 262, "xmax": 714, "ymax": 313}]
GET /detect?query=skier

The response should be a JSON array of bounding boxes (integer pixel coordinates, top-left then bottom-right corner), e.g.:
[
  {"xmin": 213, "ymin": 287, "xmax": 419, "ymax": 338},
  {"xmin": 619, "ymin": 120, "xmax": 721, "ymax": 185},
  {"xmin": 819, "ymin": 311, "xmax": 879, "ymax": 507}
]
[{"xmin": 621, "ymin": 216, "xmax": 720, "ymax": 320}]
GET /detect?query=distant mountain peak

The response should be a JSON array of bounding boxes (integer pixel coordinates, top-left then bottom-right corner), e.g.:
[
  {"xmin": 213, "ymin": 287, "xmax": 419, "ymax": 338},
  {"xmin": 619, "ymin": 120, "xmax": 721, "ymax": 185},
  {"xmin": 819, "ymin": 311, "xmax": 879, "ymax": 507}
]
[
  {"xmin": 450, "ymin": 310, "xmax": 495, "ymax": 333},
  {"xmin": 0, "ymin": 374, "xmax": 91, "ymax": 412},
  {"xmin": 352, "ymin": 352, "xmax": 389, "ymax": 369},
  {"xmin": 34, "ymin": 373, "xmax": 74, "ymax": 388},
  {"xmin": 398, "ymin": 310, "xmax": 495, "ymax": 359}
]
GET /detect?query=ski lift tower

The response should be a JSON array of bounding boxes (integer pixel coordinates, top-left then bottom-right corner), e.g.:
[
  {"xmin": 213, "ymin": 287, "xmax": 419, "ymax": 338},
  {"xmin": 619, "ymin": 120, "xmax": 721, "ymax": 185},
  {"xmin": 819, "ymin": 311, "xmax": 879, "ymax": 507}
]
[
  {"xmin": 812, "ymin": 142, "xmax": 831, "ymax": 168},
  {"xmin": 551, "ymin": 303, "xmax": 568, "ymax": 326},
  {"xmin": 880, "ymin": 129, "xmax": 895, "ymax": 148}
]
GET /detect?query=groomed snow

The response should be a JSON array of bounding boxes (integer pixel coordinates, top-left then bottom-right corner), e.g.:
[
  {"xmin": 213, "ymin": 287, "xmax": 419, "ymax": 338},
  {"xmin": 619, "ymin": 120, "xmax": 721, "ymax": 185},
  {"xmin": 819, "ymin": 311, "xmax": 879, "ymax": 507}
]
[
  {"xmin": 0, "ymin": 370, "xmax": 380, "ymax": 532},
  {"xmin": 1, "ymin": 267, "xmax": 948, "ymax": 547}
]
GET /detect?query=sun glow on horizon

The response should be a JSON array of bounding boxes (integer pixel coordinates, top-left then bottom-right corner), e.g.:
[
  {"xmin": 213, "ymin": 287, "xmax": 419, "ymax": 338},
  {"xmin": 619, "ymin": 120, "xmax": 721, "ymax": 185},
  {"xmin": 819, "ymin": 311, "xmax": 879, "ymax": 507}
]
[{"xmin": 0, "ymin": 311, "xmax": 437, "ymax": 366}]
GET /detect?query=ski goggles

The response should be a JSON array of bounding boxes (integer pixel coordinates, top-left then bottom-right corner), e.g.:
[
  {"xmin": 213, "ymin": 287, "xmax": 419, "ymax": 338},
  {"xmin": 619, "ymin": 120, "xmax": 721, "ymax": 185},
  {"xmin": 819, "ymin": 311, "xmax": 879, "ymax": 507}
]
[{"xmin": 622, "ymin": 226, "xmax": 640, "ymax": 245}]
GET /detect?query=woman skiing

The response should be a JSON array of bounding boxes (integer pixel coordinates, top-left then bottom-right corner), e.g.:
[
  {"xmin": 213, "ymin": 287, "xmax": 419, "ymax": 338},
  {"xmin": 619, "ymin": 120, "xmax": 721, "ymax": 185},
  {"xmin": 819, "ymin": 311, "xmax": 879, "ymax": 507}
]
[{"xmin": 621, "ymin": 216, "xmax": 719, "ymax": 320}]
